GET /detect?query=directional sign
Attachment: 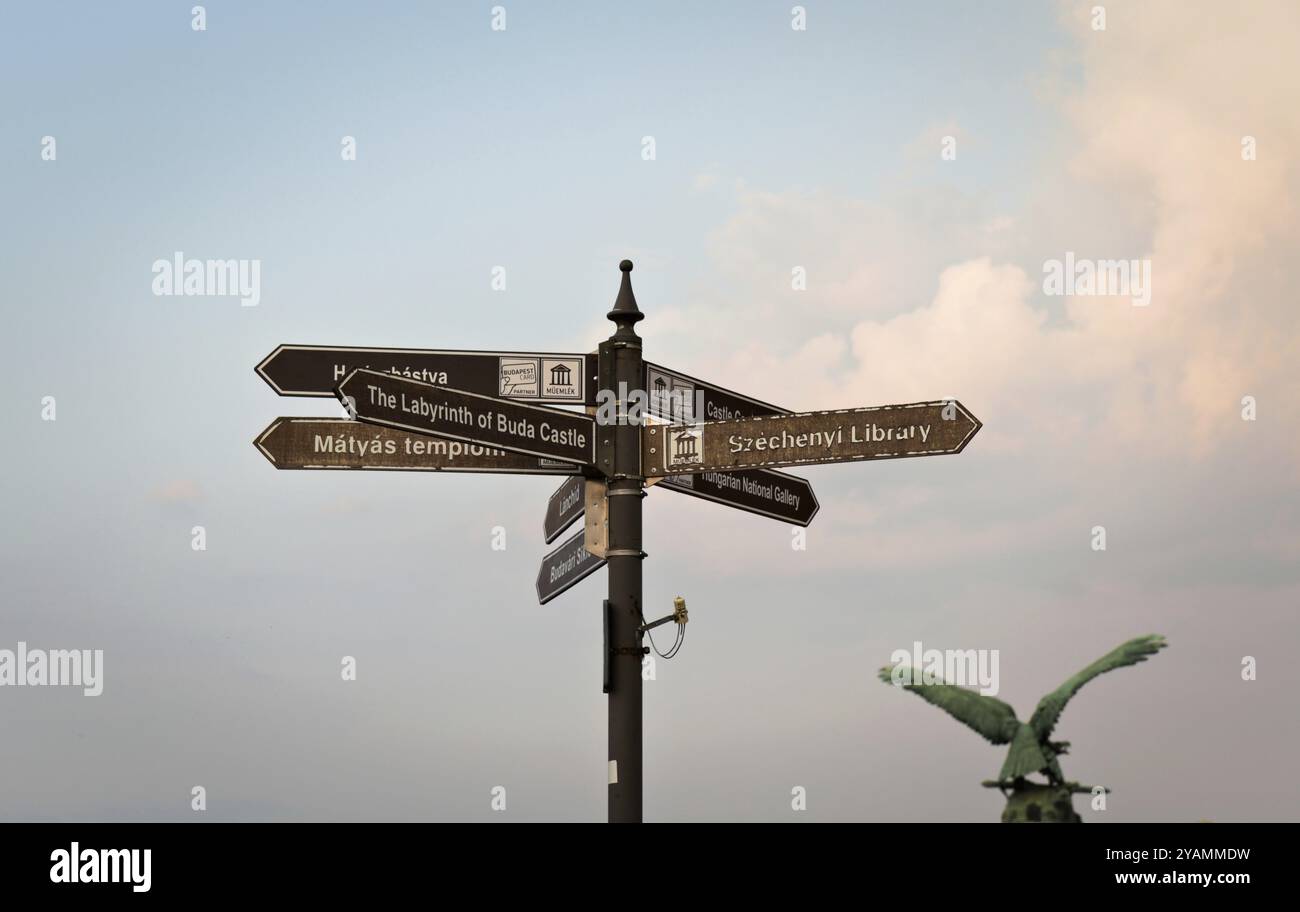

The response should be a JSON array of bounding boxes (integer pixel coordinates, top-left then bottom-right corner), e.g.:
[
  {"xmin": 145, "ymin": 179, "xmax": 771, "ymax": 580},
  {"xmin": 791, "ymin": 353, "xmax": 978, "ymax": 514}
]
[
  {"xmin": 536, "ymin": 528, "xmax": 606, "ymax": 605},
  {"xmin": 641, "ymin": 364, "xmax": 820, "ymax": 525},
  {"xmin": 659, "ymin": 468, "xmax": 819, "ymax": 526},
  {"xmin": 643, "ymin": 401, "xmax": 982, "ymax": 475},
  {"xmin": 544, "ymin": 476, "xmax": 587, "ymax": 543},
  {"xmin": 258, "ymin": 345, "xmax": 596, "ymax": 404},
  {"xmin": 338, "ymin": 368, "xmax": 598, "ymax": 466},
  {"xmin": 643, "ymin": 361, "xmax": 786, "ymax": 423},
  {"xmin": 254, "ymin": 418, "xmax": 581, "ymax": 475}
]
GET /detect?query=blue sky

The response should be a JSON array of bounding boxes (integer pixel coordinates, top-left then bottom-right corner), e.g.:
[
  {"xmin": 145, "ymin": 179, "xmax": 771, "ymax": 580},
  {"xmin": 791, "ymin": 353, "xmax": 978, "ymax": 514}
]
[{"xmin": 3, "ymin": 2, "xmax": 1297, "ymax": 822}]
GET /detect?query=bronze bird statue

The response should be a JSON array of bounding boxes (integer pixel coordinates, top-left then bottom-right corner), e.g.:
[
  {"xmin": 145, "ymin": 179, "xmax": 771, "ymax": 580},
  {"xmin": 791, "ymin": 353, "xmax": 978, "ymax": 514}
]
[{"xmin": 879, "ymin": 635, "xmax": 1167, "ymax": 809}]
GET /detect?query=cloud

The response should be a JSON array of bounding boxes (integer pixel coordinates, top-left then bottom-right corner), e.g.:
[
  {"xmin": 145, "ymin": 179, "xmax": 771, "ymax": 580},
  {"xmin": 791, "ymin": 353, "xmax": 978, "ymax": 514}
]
[
  {"xmin": 1056, "ymin": 0, "xmax": 1300, "ymax": 459},
  {"xmin": 153, "ymin": 479, "xmax": 202, "ymax": 504},
  {"xmin": 692, "ymin": 170, "xmax": 721, "ymax": 192},
  {"xmin": 645, "ymin": 0, "xmax": 1300, "ymax": 588},
  {"xmin": 691, "ymin": 0, "xmax": 1300, "ymax": 475}
]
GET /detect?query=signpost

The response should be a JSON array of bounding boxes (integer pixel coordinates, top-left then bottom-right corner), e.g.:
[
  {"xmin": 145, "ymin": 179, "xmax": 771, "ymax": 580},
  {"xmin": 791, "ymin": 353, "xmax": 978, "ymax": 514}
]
[
  {"xmin": 643, "ymin": 402, "xmax": 981, "ymax": 476},
  {"xmin": 642, "ymin": 365, "xmax": 819, "ymax": 525},
  {"xmin": 544, "ymin": 476, "xmax": 587, "ymax": 543},
  {"xmin": 337, "ymin": 368, "xmax": 597, "ymax": 466},
  {"xmin": 254, "ymin": 259, "xmax": 983, "ymax": 824},
  {"xmin": 257, "ymin": 345, "xmax": 595, "ymax": 403},
  {"xmin": 254, "ymin": 418, "xmax": 580, "ymax": 474},
  {"xmin": 536, "ymin": 528, "xmax": 607, "ymax": 605},
  {"xmin": 598, "ymin": 263, "xmax": 645, "ymax": 823}
]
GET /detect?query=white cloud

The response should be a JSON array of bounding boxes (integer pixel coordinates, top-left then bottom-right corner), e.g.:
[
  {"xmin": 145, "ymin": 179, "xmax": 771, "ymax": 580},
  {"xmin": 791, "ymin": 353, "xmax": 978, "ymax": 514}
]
[
  {"xmin": 153, "ymin": 479, "xmax": 202, "ymax": 504},
  {"xmin": 691, "ymin": 0, "xmax": 1300, "ymax": 473},
  {"xmin": 652, "ymin": 0, "xmax": 1300, "ymax": 586}
]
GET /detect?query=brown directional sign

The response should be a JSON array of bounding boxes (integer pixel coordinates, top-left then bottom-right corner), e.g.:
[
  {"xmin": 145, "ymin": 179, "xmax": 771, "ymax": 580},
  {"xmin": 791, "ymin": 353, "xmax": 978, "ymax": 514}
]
[
  {"xmin": 641, "ymin": 365, "xmax": 820, "ymax": 525},
  {"xmin": 254, "ymin": 418, "xmax": 582, "ymax": 475},
  {"xmin": 257, "ymin": 344, "xmax": 596, "ymax": 404},
  {"xmin": 544, "ymin": 475, "xmax": 587, "ymax": 543},
  {"xmin": 338, "ymin": 368, "xmax": 597, "ymax": 466},
  {"xmin": 643, "ymin": 401, "xmax": 982, "ymax": 475},
  {"xmin": 659, "ymin": 468, "xmax": 819, "ymax": 526},
  {"xmin": 643, "ymin": 361, "xmax": 787, "ymax": 423},
  {"xmin": 536, "ymin": 528, "xmax": 606, "ymax": 605}
]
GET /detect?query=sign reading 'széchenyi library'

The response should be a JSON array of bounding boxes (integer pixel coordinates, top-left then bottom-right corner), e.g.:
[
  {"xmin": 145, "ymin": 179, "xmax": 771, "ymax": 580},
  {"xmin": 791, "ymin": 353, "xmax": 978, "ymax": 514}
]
[
  {"xmin": 643, "ymin": 401, "xmax": 980, "ymax": 476},
  {"xmin": 253, "ymin": 260, "xmax": 982, "ymax": 824}
]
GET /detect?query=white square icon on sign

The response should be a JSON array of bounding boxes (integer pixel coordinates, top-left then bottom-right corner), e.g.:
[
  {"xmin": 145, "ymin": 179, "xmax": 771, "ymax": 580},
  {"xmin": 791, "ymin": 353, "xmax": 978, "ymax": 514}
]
[
  {"xmin": 499, "ymin": 358, "xmax": 540, "ymax": 398},
  {"xmin": 541, "ymin": 358, "xmax": 583, "ymax": 401},
  {"xmin": 667, "ymin": 427, "xmax": 703, "ymax": 468}
]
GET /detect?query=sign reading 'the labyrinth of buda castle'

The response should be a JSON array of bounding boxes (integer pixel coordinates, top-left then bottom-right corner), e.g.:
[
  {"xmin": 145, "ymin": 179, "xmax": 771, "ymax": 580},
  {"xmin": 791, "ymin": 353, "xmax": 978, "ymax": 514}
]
[
  {"xmin": 338, "ymin": 368, "xmax": 597, "ymax": 466},
  {"xmin": 643, "ymin": 401, "xmax": 982, "ymax": 476}
]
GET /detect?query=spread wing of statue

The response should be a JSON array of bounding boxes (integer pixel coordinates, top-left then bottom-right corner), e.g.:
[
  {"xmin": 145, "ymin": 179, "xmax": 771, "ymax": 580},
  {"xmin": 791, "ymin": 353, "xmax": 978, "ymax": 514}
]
[{"xmin": 878, "ymin": 635, "xmax": 1166, "ymax": 822}]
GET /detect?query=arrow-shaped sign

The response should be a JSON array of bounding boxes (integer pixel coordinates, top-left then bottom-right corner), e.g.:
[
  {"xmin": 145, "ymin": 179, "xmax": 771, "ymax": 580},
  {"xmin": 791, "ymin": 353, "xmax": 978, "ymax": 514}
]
[
  {"xmin": 544, "ymin": 475, "xmax": 587, "ymax": 543},
  {"xmin": 643, "ymin": 362, "xmax": 787, "ymax": 423},
  {"xmin": 254, "ymin": 418, "xmax": 582, "ymax": 475},
  {"xmin": 338, "ymin": 369, "xmax": 598, "ymax": 466},
  {"xmin": 258, "ymin": 345, "xmax": 595, "ymax": 404},
  {"xmin": 658, "ymin": 468, "xmax": 819, "ymax": 526},
  {"xmin": 642, "ymin": 363, "xmax": 819, "ymax": 524},
  {"xmin": 643, "ymin": 401, "xmax": 982, "ymax": 475},
  {"xmin": 536, "ymin": 528, "xmax": 606, "ymax": 605}
]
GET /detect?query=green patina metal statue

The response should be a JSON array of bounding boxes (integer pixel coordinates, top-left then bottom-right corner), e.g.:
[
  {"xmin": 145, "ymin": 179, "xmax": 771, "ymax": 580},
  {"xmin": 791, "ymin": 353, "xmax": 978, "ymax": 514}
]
[{"xmin": 878, "ymin": 634, "xmax": 1167, "ymax": 822}]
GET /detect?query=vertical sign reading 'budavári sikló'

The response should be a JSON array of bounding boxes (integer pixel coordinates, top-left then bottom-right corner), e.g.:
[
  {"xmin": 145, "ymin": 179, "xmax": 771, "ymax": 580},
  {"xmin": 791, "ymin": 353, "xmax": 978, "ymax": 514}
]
[{"xmin": 536, "ymin": 529, "xmax": 606, "ymax": 605}]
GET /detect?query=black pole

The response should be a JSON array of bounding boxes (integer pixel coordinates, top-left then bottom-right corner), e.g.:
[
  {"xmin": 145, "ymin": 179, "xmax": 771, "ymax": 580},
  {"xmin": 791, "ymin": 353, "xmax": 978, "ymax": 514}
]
[{"xmin": 601, "ymin": 259, "xmax": 644, "ymax": 823}]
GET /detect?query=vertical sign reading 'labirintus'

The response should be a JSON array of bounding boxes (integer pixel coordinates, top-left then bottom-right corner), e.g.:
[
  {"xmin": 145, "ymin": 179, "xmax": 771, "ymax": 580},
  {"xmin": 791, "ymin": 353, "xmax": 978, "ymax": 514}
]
[{"xmin": 337, "ymin": 368, "xmax": 597, "ymax": 466}]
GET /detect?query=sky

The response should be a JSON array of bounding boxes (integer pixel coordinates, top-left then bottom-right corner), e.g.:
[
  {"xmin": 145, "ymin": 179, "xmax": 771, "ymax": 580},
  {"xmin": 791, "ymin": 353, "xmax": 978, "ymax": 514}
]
[{"xmin": 2, "ymin": 1, "xmax": 1298, "ymax": 821}]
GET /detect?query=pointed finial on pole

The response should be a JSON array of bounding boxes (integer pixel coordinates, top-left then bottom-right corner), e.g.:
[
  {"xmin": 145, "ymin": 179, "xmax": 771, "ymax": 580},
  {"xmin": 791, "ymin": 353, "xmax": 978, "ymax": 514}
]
[{"xmin": 607, "ymin": 260, "xmax": 643, "ymax": 337}]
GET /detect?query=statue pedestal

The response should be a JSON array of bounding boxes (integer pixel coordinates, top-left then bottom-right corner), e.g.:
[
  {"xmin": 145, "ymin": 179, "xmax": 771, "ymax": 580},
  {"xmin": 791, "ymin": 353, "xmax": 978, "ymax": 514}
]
[{"xmin": 996, "ymin": 783, "xmax": 1083, "ymax": 823}]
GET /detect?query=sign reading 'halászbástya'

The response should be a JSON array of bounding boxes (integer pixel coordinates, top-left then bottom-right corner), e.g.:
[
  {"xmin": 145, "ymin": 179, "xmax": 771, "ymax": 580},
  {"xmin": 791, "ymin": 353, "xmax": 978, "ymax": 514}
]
[{"xmin": 257, "ymin": 345, "xmax": 592, "ymax": 403}]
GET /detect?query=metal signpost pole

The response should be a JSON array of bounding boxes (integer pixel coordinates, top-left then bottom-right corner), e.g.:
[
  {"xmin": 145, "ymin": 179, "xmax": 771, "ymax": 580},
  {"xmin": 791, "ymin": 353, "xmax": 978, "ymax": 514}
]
[{"xmin": 601, "ymin": 260, "xmax": 645, "ymax": 823}]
